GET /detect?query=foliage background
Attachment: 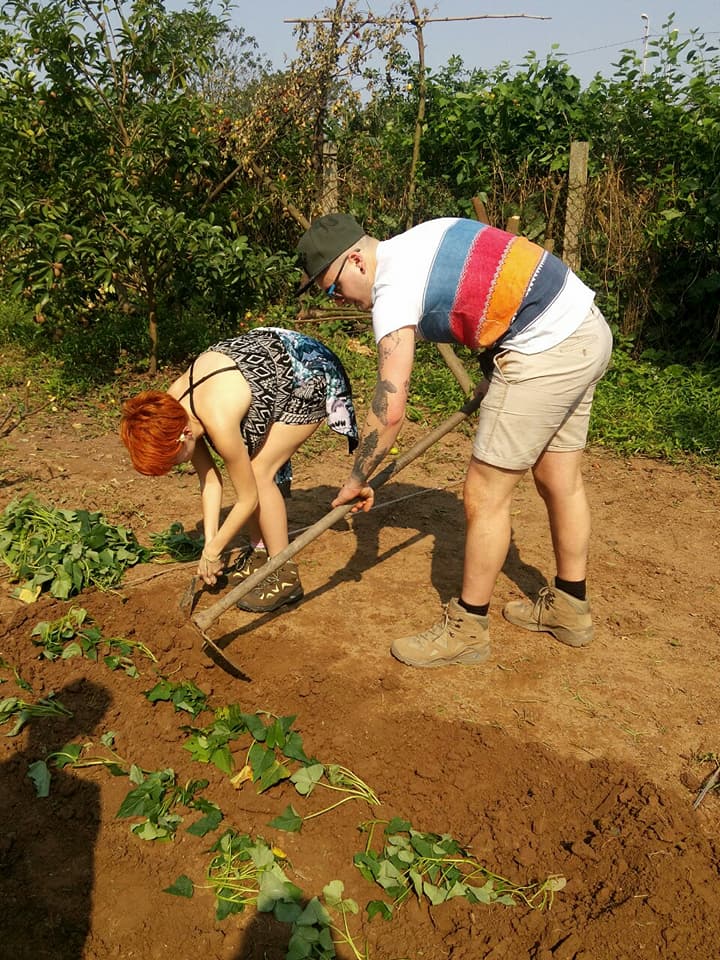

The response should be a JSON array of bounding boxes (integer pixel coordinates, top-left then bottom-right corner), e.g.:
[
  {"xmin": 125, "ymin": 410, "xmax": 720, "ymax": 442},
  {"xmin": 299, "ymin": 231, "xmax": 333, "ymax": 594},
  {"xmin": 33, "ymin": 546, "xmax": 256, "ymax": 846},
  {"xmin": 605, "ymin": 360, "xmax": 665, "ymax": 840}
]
[{"xmin": 0, "ymin": 0, "xmax": 718, "ymax": 465}]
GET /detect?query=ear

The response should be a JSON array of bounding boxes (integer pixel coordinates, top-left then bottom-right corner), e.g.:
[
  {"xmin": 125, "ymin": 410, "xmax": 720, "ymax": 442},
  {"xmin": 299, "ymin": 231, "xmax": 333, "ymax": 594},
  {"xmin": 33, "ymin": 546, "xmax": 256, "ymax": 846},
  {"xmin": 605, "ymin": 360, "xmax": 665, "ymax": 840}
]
[{"xmin": 349, "ymin": 248, "xmax": 365, "ymax": 274}]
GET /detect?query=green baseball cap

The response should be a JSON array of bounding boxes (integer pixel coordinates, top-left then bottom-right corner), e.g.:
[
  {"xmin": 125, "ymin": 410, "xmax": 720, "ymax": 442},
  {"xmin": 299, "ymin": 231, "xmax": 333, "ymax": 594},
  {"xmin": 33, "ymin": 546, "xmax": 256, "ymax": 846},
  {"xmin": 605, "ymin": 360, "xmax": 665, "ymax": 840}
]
[{"xmin": 296, "ymin": 213, "xmax": 365, "ymax": 294}]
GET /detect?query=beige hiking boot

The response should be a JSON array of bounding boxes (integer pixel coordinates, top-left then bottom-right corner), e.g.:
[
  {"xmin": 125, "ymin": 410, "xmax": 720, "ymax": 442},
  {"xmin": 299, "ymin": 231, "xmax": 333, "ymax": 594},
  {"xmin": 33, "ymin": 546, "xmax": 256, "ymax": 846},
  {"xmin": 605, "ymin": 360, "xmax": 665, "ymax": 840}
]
[
  {"xmin": 236, "ymin": 560, "xmax": 304, "ymax": 613},
  {"xmin": 502, "ymin": 586, "xmax": 594, "ymax": 647},
  {"xmin": 231, "ymin": 546, "xmax": 268, "ymax": 580},
  {"xmin": 391, "ymin": 598, "xmax": 491, "ymax": 668}
]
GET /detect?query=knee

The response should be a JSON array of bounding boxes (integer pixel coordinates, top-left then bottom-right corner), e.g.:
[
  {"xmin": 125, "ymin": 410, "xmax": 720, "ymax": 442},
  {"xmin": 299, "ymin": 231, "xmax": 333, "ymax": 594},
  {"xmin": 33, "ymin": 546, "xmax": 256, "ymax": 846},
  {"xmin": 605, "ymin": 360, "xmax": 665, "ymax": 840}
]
[{"xmin": 463, "ymin": 460, "xmax": 515, "ymax": 517}]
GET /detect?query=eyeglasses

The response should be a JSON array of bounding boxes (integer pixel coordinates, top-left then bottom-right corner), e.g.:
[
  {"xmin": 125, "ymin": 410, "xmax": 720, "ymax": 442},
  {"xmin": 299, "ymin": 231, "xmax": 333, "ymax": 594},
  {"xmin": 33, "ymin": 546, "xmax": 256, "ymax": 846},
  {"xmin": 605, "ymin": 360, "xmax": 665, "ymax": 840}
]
[{"xmin": 325, "ymin": 255, "xmax": 349, "ymax": 299}]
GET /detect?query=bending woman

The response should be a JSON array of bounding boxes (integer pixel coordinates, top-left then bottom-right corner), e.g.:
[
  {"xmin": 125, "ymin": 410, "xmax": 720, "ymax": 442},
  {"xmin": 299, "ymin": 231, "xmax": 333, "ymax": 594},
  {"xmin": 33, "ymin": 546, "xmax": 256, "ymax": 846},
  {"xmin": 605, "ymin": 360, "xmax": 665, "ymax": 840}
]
[{"xmin": 120, "ymin": 327, "xmax": 357, "ymax": 613}]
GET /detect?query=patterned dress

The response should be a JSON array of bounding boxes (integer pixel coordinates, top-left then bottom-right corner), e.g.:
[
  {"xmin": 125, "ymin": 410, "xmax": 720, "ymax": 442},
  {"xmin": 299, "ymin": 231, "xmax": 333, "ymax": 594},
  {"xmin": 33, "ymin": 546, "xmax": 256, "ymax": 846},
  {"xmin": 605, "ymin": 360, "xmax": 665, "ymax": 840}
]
[{"xmin": 180, "ymin": 327, "xmax": 358, "ymax": 490}]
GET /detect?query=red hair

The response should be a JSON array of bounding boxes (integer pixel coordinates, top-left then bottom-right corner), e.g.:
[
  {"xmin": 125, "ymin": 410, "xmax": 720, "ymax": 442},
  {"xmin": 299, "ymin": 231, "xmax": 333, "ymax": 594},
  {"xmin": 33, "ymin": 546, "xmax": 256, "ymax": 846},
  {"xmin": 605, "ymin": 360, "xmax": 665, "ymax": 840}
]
[{"xmin": 120, "ymin": 391, "xmax": 188, "ymax": 476}]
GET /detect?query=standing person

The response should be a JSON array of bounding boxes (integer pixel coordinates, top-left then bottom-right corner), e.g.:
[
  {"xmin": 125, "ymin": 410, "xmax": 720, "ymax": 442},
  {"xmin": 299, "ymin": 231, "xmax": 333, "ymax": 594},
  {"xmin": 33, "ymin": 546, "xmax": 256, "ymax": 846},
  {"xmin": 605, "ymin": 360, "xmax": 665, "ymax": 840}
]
[
  {"xmin": 296, "ymin": 213, "xmax": 612, "ymax": 666},
  {"xmin": 120, "ymin": 326, "xmax": 357, "ymax": 613}
]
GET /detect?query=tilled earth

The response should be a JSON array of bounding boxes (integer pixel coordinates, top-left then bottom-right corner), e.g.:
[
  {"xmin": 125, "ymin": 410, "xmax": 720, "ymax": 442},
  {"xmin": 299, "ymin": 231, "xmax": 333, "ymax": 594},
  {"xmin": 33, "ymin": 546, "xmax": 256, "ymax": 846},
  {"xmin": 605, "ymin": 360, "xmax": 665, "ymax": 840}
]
[{"xmin": 1, "ymin": 408, "xmax": 719, "ymax": 959}]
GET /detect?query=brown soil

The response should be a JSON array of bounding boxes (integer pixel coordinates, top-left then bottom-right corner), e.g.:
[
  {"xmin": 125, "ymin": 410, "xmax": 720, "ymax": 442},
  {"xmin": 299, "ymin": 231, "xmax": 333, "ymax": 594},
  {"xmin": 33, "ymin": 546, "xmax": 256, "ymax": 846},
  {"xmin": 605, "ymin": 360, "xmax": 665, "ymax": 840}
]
[{"xmin": 1, "ymin": 406, "xmax": 719, "ymax": 960}]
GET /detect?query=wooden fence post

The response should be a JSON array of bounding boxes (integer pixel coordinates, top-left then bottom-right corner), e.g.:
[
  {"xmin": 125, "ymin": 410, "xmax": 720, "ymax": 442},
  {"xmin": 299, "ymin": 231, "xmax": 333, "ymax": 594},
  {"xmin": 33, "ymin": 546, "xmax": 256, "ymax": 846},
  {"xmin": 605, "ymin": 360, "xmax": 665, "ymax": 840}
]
[
  {"xmin": 471, "ymin": 196, "xmax": 490, "ymax": 224},
  {"xmin": 320, "ymin": 140, "xmax": 338, "ymax": 215},
  {"xmin": 562, "ymin": 141, "xmax": 589, "ymax": 272}
]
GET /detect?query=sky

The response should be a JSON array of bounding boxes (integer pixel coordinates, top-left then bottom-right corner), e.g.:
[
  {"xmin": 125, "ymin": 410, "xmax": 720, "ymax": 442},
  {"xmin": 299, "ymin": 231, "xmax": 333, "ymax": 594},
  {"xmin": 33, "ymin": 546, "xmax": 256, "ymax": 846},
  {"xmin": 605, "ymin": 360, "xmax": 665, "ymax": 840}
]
[{"xmin": 234, "ymin": 1, "xmax": 720, "ymax": 86}]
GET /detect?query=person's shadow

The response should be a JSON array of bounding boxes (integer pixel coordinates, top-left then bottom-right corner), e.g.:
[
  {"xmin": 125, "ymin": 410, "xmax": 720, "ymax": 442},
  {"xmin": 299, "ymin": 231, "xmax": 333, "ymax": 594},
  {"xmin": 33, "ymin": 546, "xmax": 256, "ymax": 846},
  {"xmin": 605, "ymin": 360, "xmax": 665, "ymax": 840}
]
[
  {"xmin": 0, "ymin": 678, "xmax": 111, "ymax": 959},
  {"xmin": 206, "ymin": 479, "xmax": 546, "ymax": 660}
]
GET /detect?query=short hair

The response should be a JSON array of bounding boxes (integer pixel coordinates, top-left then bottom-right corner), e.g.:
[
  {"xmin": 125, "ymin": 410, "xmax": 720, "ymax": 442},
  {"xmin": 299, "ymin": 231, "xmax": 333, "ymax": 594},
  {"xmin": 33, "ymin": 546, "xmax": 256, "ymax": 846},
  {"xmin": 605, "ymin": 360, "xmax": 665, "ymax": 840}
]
[{"xmin": 120, "ymin": 390, "xmax": 187, "ymax": 476}]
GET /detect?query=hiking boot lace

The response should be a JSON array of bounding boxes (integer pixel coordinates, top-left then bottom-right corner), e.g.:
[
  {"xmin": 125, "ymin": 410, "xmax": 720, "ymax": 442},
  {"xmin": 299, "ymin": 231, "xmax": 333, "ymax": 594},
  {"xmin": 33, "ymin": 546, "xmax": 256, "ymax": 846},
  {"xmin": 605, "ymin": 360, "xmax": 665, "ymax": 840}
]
[
  {"xmin": 535, "ymin": 586, "xmax": 555, "ymax": 612},
  {"xmin": 413, "ymin": 606, "xmax": 464, "ymax": 645}
]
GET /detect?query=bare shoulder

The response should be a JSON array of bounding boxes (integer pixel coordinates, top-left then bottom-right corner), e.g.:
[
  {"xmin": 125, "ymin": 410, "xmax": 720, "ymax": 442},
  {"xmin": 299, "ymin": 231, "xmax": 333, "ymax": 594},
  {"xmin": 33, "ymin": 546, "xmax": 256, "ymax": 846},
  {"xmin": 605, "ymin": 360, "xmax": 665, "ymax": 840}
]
[{"xmin": 195, "ymin": 352, "xmax": 251, "ymax": 418}]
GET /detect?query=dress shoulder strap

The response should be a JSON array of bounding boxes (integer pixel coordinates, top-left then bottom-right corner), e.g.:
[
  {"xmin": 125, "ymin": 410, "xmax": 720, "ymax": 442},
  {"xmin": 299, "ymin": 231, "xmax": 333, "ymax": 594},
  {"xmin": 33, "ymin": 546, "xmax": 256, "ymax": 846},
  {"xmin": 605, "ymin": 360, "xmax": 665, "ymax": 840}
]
[{"xmin": 177, "ymin": 361, "xmax": 238, "ymax": 420}]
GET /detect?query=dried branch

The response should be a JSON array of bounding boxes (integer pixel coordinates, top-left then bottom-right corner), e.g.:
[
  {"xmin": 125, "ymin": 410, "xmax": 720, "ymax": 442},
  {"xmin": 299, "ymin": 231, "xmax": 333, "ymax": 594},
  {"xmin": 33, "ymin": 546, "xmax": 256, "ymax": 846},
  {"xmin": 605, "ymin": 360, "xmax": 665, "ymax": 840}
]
[
  {"xmin": 693, "ymin": 763, "xmax": 720, "ymax": 809},
  {"xmin": 0, "ymin": 398, "xmax": 55, "ymax": 438},
  {"xmin": 286, "ymin": 15, "xmax": 551, "ymax": 25}
]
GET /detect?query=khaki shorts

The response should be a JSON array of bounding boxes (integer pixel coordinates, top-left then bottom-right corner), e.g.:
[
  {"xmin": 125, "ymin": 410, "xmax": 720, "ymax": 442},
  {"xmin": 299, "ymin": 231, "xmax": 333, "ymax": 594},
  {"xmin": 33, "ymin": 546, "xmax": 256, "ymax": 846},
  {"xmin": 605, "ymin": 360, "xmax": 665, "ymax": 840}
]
[{"xmin": 472, "ymin": 303, "xmax": 613, "ymax": 470}]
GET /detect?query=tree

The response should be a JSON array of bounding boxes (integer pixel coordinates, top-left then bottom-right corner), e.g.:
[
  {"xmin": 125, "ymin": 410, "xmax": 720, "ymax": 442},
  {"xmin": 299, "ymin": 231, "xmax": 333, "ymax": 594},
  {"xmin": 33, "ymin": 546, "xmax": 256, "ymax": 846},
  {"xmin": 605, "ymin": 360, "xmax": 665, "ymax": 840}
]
[{"xmin": 0, "ymin": 0, "xmax": 266, "ymax": 373}]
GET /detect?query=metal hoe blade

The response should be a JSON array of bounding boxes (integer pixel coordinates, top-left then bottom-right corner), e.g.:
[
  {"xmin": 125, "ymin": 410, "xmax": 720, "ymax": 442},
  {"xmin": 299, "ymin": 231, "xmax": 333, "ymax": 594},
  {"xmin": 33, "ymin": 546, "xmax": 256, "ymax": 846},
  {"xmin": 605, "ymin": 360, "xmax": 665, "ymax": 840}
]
[{"xmin": 179, "ymin": 576, "xmax": 200, "ymax": 613}]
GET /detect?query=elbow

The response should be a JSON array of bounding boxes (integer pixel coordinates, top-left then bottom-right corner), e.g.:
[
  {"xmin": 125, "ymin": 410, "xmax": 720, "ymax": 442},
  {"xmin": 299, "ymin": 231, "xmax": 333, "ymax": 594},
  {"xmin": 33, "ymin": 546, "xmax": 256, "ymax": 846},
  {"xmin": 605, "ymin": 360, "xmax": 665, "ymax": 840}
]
[{"xmin": 385, "ymin": 398, "xmax": 406, "ymax": 430}]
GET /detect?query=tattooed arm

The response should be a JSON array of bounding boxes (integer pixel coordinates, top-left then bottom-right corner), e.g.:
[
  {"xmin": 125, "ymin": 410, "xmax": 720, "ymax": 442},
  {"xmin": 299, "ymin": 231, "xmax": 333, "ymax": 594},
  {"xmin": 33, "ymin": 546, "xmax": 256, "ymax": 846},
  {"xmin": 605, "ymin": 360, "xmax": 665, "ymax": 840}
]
[{"xmin": 332, "ymin": 327, "xmax": 415, "ymax": 512}]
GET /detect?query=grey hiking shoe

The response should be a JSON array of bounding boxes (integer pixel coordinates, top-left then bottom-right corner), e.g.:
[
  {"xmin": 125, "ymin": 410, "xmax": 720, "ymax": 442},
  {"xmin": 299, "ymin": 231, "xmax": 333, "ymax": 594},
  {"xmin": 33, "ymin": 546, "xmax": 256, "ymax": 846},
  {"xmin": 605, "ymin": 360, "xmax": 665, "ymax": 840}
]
[
  {"xmin": 231, "ymin": 546, "xmax": 268, "ymax": 580},
  {"xmin": 391, "ymin": 598, "xmax": 491, "ymax": 668},
  {"xmin": 236, "ymin": 560, "xmax": 304, "ymax": 613},
  {"xmin": 502, "ymin": 586, "xmax": 594, "ymax": 647}
]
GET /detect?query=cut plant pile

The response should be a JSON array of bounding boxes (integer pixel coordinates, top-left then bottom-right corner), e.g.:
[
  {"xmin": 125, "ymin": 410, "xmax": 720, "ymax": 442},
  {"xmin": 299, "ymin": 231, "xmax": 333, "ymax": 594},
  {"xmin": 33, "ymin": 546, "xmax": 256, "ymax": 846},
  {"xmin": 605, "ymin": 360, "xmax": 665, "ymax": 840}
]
[
  {"xmin": 1, "ymin": 413, "xmax": 720, "ymax": 960},
  {"xmin": 0, "ymin": 495, "xmax": 201, "ymax": 603}
]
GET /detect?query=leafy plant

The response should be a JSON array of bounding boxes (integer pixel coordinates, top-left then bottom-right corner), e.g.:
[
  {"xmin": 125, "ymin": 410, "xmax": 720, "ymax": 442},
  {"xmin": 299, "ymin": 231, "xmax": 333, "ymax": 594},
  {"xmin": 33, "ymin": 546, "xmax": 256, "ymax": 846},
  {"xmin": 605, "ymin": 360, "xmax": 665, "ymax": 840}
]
[
  {"xmin": 355, "ymin": 818, "xmax": 566, "ymax": 918},
  {"xmin": 145, "ymin": 678, "xmax": 210, "ymax": 717},
  {"xmin": 183, "ymin": 707, "xmax": 310, "ymax": 779},
  {"xmin": 31, "ymin": 606, "xmax": 156, "ymax": 677},
  {"xmin": 0, "ymin": 495, "xmax": 150, "ymax": 601},
  {"xmin": 200, "ymin": 831, "xmax": 298, "ymax": 921},
  {"xmin": 269, "ymin": 764, "xmax": 380, "ymax": 832},
  {"xmin": 116, "ymin": 766, "xmax": 223, "ymax": 841},
  {"xmin": 147, "ymin": 523, "xmax": 204, "ymax": 562},
  {"xmin": 182, "ymin": 705, "xmax": 379, "ymax": 827},
  {"xmin": 0, "ymin": 0, "xmax": 269, "ymax": 373},
  {"xmin": 0, "ymin": 656, "xmax": 32, "ymax": 692},
  {"xmin": 170, "ymin": 831, "xmax": 367, "ymax": 956},
  {"xmin": 0, "ymin": 692, "xmax": 72, "ymax": 737},
  {"xmin": 27, "ymin": 731, "xmax": 128, "ymax": 797},
  {"xmin": 590, "ymin": 347, "xmax": 720, "ymax": 466}
]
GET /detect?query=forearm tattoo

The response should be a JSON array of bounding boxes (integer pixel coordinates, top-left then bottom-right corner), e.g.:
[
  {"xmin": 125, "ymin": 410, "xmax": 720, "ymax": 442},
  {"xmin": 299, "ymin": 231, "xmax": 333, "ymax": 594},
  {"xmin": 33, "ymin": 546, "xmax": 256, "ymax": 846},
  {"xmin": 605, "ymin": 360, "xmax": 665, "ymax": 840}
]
[
  {"xmin": 352, "ymin": 429, "xmax": 382, "ymax": 483},
  {"xmin": 349, "ymin": 331, "xmax": 411, "ymax": 483},
  {"xmin": 371, "ymin": 378, "xmax": 397, "ymax": 424}
]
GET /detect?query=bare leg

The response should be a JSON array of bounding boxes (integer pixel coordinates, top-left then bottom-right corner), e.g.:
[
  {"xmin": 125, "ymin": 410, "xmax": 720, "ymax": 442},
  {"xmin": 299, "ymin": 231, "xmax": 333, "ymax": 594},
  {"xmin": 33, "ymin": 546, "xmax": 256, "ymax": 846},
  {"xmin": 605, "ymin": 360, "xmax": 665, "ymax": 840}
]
[
  {"xmin": 531, "ymin": 449, "xmax": 589, "ymax": 581},
  {"xmin": 461, "ymin": 457, "xmax": 526, "ymax": 606},
  {"xmin": 249, "ymin": 421, "xmax": 320, "ymax": 556}
]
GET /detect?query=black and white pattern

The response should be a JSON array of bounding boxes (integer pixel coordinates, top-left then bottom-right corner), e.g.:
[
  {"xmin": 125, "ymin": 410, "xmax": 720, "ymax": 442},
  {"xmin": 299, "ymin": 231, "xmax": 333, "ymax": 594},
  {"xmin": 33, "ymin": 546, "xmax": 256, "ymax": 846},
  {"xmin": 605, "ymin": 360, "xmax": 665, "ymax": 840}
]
[{"xmin": 184, "ymin": 328, "xmax": 358, "ymax": 491}]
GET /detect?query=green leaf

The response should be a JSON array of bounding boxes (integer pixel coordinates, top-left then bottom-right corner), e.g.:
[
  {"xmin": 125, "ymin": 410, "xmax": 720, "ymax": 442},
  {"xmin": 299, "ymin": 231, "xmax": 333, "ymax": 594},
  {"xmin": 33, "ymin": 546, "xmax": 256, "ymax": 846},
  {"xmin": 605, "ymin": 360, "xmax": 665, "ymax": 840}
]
[
  {"xmin": 290, "ymin": 763, "xmax": 324, "ymax": 796},
  {"xmin": 50, "ymin": 742, "xmax": 83, "ymax": 768},
  {"xmin": 27, "ymin": 759, "xmax": 51, "ymax": 797},
  {"xmin": 248, "ymin": 741, "xmax": 274, "ymax": 780},
  {"xmin": 163, "ymin": 875, "xmax": 194, "ymax": 898},
  {"xmin": 145, "ymin": 681, "xmax": 173, "ymax": 703},
  {"xmin": 256, "ymin": 866, "xmax": 300, "ymax": 912},
  {"xmin": 296, "ymin": 896, "xmax": 331, "ymax": 927},
  {"xmin": 268, "ymin": 804, "xmax": 303, "ymax": 833},
  {"xmin": 385, "ymin": 817, "xmax": 412, "ymax": 834},
  {"xmin": 366, "ymin": 899, "xmax": 393, "ymax": 921},
  {"xmin": 237, "ymin": 711, "xmax": 266, "ymax": 741},
  {"xmin": 321, "ymin": 879, "xmax": 346, "ymax": 908},
  {"xmin": 272, "ymin": 899, "xmax": 303, "ymax": 924},
  {"xmin": 257, "ymin": 759, "xmax": 291, "ymax": 793},
  {"xmin": 216, "ymin": 896, "xmax": 244, "ymax": 921},
  {"xmin": 282, "ymin": 730, "xmax": 310, "ymax": 764},
  {"xmin": 186, "ymin": 805, "xmax": 223, "ymax": 837},
  {"xmin": 423, "ymin": 880, "xmax": 448, "ymax": 905}
]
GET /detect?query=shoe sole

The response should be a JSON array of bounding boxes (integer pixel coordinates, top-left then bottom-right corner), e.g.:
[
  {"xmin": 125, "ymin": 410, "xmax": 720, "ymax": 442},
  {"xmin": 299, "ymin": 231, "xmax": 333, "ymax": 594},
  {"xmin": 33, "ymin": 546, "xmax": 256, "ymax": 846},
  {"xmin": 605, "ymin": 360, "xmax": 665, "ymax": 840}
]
[
  {"xmin": 236, "ymin": 588, "xmax": 304, "ymax": 613},
  {"xmin": 390, "ymin": 645, "xmax": 491, "ymax": 668},
  {"xmin": 502, "ymin": 609, "xmax": 593, "ymax": 647}
]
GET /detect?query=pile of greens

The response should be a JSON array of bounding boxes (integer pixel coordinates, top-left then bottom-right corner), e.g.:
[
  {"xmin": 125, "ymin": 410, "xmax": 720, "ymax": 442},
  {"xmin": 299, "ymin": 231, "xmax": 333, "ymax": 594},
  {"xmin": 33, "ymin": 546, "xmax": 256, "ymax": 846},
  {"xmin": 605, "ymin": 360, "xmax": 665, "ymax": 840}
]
[
  {"xmin": 0, "ymin": 496, "xmax": 203, "ymax": 602},
  {"xmin": 0, "ymin": 495, "xmax": 150, "ymax": 601}
]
